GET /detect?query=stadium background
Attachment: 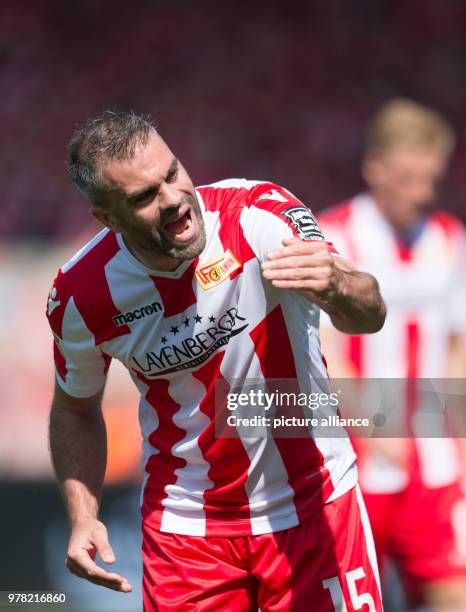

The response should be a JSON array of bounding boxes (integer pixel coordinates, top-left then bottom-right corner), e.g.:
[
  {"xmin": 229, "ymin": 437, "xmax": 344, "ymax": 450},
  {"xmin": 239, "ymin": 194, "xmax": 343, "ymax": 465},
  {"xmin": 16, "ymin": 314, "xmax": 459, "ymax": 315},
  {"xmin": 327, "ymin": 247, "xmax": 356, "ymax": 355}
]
[{"xmin": 1, "ymin": 1, "xmax": 465, "ymax": 610}]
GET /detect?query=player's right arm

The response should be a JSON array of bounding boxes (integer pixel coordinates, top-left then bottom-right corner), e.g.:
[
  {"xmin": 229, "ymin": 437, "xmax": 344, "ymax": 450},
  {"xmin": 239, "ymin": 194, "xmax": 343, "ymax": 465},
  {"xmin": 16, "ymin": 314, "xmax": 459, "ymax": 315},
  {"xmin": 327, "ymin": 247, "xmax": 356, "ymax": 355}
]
[
  {"xmin": 46, "ymin": 267, "xmax": 131, "ymax": 592},
  {"xmin": 49, "ymin": 382, "xmax": 132, "ymax": 592}
]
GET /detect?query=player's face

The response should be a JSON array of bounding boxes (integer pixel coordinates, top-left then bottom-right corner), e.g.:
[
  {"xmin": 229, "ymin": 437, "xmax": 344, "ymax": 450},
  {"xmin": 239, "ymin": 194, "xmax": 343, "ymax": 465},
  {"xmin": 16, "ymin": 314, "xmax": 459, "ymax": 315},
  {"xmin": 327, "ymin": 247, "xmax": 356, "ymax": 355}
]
[
  {"xmin": 363, "ymin": 147, "xmax": 448, "ymax": 230},
  {"xmin": 93, "ymin": 131, "xmax": 206, "ymax": 271}
]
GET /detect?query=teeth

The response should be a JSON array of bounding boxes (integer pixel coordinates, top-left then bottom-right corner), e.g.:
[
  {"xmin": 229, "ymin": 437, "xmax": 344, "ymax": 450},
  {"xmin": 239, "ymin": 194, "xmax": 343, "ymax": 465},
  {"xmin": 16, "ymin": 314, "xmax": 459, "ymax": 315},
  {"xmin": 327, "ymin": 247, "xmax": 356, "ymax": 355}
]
[{"xmin": 164, "ymin": 212, "xmax": 193, "ymax": 237}]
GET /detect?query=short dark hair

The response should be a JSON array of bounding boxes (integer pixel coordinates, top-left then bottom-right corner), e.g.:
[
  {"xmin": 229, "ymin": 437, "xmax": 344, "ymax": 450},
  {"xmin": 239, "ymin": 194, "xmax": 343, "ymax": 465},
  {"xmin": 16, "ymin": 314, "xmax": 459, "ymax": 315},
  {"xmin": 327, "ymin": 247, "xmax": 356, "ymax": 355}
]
[{"xmin": 67, "ymin": 110, "xmax": 157, "ymax": 205}]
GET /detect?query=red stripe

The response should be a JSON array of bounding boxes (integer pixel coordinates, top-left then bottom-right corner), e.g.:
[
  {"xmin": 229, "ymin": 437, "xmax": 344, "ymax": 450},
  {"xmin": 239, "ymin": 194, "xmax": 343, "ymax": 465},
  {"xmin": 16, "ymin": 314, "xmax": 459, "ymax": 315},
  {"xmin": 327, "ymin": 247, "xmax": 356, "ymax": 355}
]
[
  {"xmin": 65, "ymin": 232, "xmax": 131, "ymax": 343},
  {"xmin": 140, "ymin": 377, "xmax": 187, "ymax": 529},
  {"xmin": 218, "ymin": 216, "xmax": 255, "ymax": 281},
  {"xmin": 395, "ymin": 238, "xmax": 413, "ymax": 262},
  {"xmin": 249, "ymin": 305, "xmax": 332, "ymax": 521},
  {"xmin": 405, "ymin": 319, "xmax": 420, "ymax": 422},
  {"xmin": 53, "ymin": 341, "xmax": 68, "ymax": 382},
  {"xmin": 151, "ymin": 260, "xmax": 198, "ymax": 317},
  {"xmin": 250, "ymin": 183, "xmax": 336, "ymax": 251},
  {"xmin": 47, "ymin": 269, "xmax": 72, "ymax": 381},
  {"xmin": 46, "ymin": 268, "xmax": 69, "ymax": 339},
  {"xmin": 406, "ymin": 320, "xmax": 419, "ymax": 380},
  {"xmin": 348, "ymin": 335, "xmax": 363, "ymax": 376},
  {"xmin": 430, "ymin": 210, "xmax": 463, "ymax": 241},
  {"xmin": 198, "ymin": 185, "xmax": 264, "ymax": 280},
  {"xmin": 193, "ymin": 352, "xmax": 252, "ymax": 535},
  {"xmin": 405, "ymin": 319, "xmax": 420, "ymax": 474}
]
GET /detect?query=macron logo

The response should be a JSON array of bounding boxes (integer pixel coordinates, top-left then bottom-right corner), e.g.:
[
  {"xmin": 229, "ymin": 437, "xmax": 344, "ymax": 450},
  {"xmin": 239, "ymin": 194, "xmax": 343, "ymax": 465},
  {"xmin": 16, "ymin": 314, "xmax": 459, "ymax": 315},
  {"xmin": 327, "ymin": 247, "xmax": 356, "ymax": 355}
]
[
  {"xmin": 113, "ymin": 301, "xmax": 163, "ymax": 327},
  {"xmin": 255, "ymin": 189, "xmax": 289, "ymax": 203}
]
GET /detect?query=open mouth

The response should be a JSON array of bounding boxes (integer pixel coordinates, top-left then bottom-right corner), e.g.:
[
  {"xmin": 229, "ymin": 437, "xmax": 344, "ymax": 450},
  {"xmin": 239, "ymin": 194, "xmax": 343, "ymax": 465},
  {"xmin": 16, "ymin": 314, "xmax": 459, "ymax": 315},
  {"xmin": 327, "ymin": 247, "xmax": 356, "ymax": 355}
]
[{"xmin": 163, "ymin": 207, "xmax": 197, "ymax": 242}]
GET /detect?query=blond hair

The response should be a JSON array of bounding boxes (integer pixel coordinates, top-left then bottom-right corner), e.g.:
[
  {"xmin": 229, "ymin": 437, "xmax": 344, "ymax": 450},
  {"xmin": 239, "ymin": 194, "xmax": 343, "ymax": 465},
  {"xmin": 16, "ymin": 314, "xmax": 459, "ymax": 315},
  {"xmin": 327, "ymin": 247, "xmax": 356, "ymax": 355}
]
[{"xmin": 365, "ymin": 98, "xmax": 455, "ymax": 158}]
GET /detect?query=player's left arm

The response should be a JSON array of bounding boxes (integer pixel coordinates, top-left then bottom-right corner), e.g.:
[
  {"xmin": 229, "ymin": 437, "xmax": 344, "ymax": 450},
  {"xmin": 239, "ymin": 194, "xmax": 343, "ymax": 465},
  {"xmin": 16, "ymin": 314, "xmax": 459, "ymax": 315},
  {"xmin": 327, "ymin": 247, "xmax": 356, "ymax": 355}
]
[{"xmin": 261, "ymin": 237, "xmax": 386, "ymax": 334}]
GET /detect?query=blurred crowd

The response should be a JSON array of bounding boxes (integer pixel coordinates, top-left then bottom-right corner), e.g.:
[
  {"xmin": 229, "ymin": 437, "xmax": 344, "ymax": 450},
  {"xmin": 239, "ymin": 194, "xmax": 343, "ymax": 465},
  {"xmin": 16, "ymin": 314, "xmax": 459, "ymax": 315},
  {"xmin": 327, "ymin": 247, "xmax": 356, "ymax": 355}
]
[{"xmin": 1, "ymin": 0, "xmax": 466, "ymax": 243}]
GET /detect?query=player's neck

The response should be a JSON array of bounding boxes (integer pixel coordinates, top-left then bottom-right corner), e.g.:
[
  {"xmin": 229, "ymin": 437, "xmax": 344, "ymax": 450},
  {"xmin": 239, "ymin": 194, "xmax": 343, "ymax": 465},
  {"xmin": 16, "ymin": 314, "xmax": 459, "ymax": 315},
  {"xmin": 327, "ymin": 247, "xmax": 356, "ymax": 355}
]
[{"xmin": 123, "ymin": 235, "xmax": 184, "ymax": 272}]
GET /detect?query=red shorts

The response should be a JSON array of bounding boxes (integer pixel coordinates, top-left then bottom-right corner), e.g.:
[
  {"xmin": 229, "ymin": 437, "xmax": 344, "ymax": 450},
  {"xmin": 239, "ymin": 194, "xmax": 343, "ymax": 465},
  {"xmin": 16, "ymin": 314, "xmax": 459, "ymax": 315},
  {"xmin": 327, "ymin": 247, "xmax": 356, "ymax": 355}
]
[
  {"xmin": 363, "ymin": 481, "xmax": 466, "ymax": 607},
  {"xmin": 142, "ymin": 485, "xmax": 382, "ymax": 611}
]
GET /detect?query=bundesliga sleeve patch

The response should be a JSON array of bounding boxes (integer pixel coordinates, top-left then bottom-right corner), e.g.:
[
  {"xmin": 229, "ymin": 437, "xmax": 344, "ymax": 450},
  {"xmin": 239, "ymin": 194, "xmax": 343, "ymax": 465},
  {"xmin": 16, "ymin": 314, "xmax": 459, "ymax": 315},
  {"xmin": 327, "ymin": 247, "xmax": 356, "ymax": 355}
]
[{"xmin": 281, "ymin": 206, "xmax": 325, "ymax": 241}]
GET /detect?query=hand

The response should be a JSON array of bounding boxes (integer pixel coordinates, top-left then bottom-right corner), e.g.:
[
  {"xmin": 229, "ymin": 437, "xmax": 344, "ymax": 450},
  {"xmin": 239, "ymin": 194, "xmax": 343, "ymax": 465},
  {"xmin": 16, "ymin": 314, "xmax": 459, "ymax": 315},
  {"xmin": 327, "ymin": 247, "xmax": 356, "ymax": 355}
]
[
  {"xmin": 261, "ymin": 238, "xmax": 341, "ymax": 301},
  {"xmin": 66, "ymin": 518, "xmax": 132, "ymax": 592}
]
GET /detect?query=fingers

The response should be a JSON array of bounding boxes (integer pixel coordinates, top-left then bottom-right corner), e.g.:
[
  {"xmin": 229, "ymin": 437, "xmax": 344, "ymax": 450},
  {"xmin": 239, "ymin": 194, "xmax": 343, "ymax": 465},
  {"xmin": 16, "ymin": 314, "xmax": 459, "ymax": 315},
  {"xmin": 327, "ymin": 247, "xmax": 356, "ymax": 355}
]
[
  {"xmin": 262, "ymin": 253, "xmax": 332, "ymax": 273},
  {"xmin": 262, "ymin": 266, "xmax": 330, "ymax": 284},
  {"xmin": 66, "ymin": 520, "xmax": 132, "ymax": 592},
  {"xmin": 66, "ymin": 552, "xmax": 132, "ymax": 592},
  {"xmin": 264, "ymin": 278, "xmax": 330, "ymax": 292},
  {"xmin": 93, "ymin": 526, "xmax": 116, "ymax": 564},
  {"xmin": 262, "ymin": 238, "xmax": 335, "ymax": 292},
  {"xmin": 266, "ymin": 238, "xmax": 329, "ymax": 261}
]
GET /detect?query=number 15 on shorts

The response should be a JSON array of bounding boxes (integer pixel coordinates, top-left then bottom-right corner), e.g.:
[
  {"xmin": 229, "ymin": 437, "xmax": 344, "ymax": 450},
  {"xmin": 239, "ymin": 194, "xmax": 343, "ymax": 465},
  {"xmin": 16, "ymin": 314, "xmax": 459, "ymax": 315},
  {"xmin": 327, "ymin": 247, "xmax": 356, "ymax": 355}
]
[{"xmin": 323, "ymin": 567, "xmax": 376, "ymax": 611}]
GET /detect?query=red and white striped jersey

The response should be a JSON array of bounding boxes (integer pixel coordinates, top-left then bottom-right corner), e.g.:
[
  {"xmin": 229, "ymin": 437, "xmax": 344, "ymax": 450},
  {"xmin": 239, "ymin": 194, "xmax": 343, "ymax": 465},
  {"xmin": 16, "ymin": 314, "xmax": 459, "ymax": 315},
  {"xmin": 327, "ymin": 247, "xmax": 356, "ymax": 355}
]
[
  {"xmin": 319, "ymin": 193, "xmax": 466, "ymax": 493},
  {"xmin": 47, "ymin": 179, "xmax": 357, "ymax": 536}
]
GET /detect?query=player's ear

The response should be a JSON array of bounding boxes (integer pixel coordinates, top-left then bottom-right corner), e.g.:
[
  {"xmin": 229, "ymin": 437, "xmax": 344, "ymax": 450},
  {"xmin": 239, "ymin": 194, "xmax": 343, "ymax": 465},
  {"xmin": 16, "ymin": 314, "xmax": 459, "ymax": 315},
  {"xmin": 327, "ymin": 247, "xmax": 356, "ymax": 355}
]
[{"xmin": 90, "ymin": 205, "xmax": 121, "ymax": 232}]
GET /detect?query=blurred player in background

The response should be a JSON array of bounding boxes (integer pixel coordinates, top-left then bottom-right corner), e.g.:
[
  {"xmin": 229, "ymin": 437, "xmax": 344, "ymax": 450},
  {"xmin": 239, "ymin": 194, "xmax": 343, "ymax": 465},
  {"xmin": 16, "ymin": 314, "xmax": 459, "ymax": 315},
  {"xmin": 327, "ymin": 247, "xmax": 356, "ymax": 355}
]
[
  {"xmin": 46, "ymin": 111, "xmax": 386, "ymax": 611},
  {"xmin": 318, "ymin": 98, "xmax": 466, "ymax": 610}
]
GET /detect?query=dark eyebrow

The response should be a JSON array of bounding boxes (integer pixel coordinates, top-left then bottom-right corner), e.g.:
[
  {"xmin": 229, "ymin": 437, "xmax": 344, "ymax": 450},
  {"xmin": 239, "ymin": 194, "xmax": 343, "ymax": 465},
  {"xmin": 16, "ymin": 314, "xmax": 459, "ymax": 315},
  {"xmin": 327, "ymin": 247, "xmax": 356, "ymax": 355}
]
[
  {"xmin": 126, "ymin": 157, "xmax": 179, "ymax": 203},
  {"xmin": 166, "ymin": 157, "xmax": 179, "ymax": 177},
  {"xmin": 126, "ymin": 185, "xmax": 158, "ymax": 204}
]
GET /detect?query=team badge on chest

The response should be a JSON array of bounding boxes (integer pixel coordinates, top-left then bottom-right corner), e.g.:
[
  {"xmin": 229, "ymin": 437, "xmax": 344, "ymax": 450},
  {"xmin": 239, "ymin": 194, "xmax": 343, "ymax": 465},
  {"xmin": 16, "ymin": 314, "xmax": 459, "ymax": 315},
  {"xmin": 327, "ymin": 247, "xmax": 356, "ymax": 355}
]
[{"xmin": 195, "ymin": 249, "xmax": 241, "ymax": 291}]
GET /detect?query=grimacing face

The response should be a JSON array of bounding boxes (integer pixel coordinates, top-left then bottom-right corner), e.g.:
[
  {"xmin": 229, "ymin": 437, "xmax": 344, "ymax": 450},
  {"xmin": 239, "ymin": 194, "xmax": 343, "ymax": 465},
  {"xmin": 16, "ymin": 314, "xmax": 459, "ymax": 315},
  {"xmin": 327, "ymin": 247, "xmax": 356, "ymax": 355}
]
[
  {"xmin": 92, "ymin": 131, "xmax": 206, "ymax": 271},
  {"xmin": 362, "ymin": 146, "xmax": 448, "ymax": 230}
]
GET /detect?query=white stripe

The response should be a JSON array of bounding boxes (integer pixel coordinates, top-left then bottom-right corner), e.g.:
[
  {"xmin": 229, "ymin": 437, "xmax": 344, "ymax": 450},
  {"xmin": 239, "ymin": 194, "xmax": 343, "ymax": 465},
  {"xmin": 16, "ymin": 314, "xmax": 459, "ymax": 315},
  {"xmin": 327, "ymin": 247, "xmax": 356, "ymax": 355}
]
[
  {"xmin": 159, "ymin": 374, "xmax": 211, "ymax": 535},
  {"xmin": 240, "ymin": 205, "xmax": 294, "ymax": 264},
  {"xmin": 196, "ymin": 178, "xmax": 269, "ymax": 191},
  {"xmin": 136, "ymin": 377, "xmax": 159, "ymax": 509},
  {"xmin": 355, "ymin": 484, "xmax": 382, "ymax": 596}
]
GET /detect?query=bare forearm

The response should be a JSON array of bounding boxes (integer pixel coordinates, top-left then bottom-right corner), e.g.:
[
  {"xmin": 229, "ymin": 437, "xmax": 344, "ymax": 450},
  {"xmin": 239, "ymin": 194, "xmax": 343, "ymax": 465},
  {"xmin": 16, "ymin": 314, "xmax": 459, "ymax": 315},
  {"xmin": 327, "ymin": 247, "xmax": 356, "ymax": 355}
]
[
  {"xmin": 317, "ymin": 269, "xmax": 386, "ymax": 334},
  {"xmin": 261, "ymin": 240, "xmax": 386, "ymax": 335},
  {"xmin": 49, "ymin": 397, "xmax": 107, "ymax": 526}
]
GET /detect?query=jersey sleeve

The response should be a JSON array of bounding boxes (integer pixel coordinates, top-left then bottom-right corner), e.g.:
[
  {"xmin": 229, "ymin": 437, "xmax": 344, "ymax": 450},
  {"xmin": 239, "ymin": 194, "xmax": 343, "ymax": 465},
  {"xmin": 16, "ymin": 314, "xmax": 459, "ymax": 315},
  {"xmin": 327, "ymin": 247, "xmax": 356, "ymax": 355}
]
[
  {"xmin": 46, "ymin": 269, "xmax": 110, "ymax": 398},
  {"xmin": 240, "ymin": 182, "xmax": 337, "ymax": 263}
]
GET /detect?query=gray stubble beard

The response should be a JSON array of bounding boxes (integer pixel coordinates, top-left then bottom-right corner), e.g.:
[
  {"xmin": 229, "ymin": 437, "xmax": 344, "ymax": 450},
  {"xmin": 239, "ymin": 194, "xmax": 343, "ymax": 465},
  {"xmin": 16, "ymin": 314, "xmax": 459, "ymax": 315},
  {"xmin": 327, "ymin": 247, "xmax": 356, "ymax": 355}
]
[{"xmin": 142, "ymin": 193, "xmax": 207, "ymax": 262}]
